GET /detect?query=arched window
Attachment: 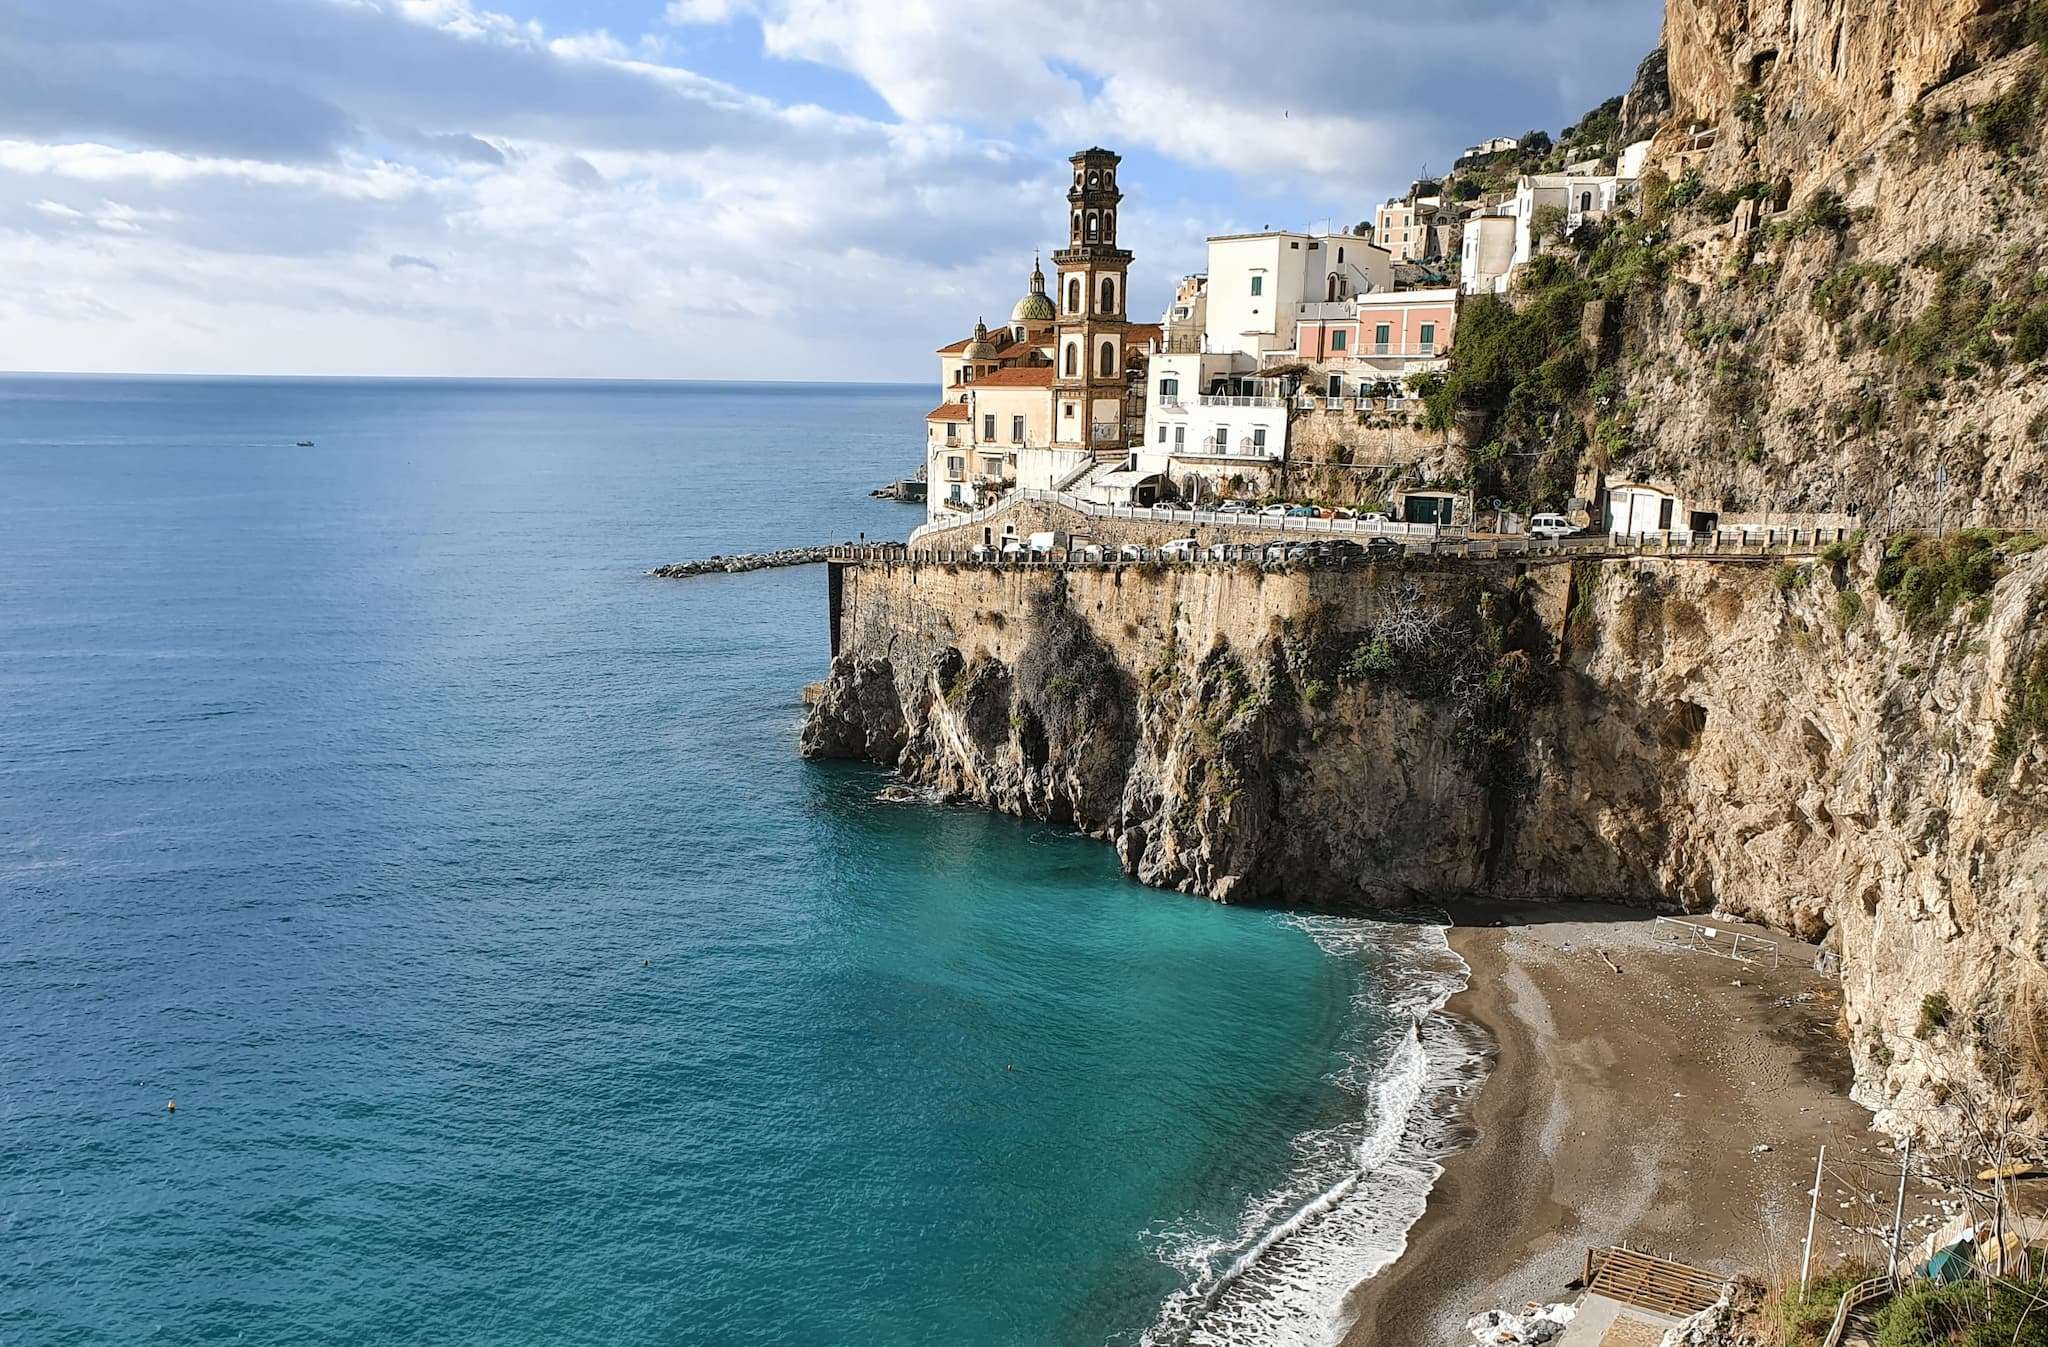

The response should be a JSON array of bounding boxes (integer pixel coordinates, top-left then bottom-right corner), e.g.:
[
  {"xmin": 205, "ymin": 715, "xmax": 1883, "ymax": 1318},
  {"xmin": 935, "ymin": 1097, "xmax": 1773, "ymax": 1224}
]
[
  {"xmin": 1086, "ymin": 211, "xmax": 1099, "ymax": 242},
  {"xmin": 1098, "ymin": 340, "xmax": 1116, "ymax": 377},
  {"xmin": 1072, "ymin": 210, "xmax": 1081, "ymax": 239},
  {"xmin": 1088, "ymin": 169, "xmax": 1100, "ymax": 187},
  {"xmin": 1067, "ymin": 277, "xmax": 1081, "ymax": 312},
  {"xmin": 1103, "ymin": 211, "xmax": 1114, "ymax": 241},
  {"xmin": 1064, "ymin": 343, "xmax": 1078, "ymax": 376},
  {"xmin": 1099, "ymin": 276, "xmax": 1116, "ymax": 314},
  {"xmin": 1579, "ymin": 191, "xmax": 1592, "ymax": 212}
]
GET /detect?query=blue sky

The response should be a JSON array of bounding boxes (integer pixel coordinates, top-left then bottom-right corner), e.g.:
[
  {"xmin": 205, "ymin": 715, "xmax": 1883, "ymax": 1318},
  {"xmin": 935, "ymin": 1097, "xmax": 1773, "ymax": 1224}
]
[{"xmin": 0, "ymin": 0, "xmax": 1662, "ymax": 380}]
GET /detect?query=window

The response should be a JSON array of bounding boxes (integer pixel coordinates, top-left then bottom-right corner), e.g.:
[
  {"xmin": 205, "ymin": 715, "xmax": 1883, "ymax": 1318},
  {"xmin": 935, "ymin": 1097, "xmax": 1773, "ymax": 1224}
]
[
  {"xmin": 1158, "ymin": 425, "xmax": 1167, "ymax": 443},
  {"xmin": 1253, "ymin": 427, "xmax": 1267, "ymax": 452},
  {"xmin": 1337, "ymin": 247, "xmax": 1345, "ymax": 263},
  {"xmin": 1011, "ymin": 415, "xmax": 1025, "ymax": 443},
  {"xmin": 1173, "ymin": 424, "xmax": 1185, "ymax": 448},
  {"xmin": 1160, "ymin": 376, "xmax": 1179, "ymax": 398},
  {"xmin": 1064, "ymin": 343, "xmax": 1078, "ymax": 376},
  {"xmin": 1099, "ymin": 276, "xmax": 1115, "ymax": 313},
  {"xmin": 1579, "ymin": 191, "xmax": 1592, "ymax": 212},
  {"xmin": 1067, "ymin": 277, "xmax": 1081, "ymax": 311},
  {"xmin": 1063, "ymin": 402, "xmax": 1075, "ymax": 419},
  {"xmin": 1103, "ymin": 211, "xmax": 1114, "ymax": 240},
  {"xmin": 1328, "ymin": 374, "xmax": 1342, "ymax": 398},
  {"xmin": 1331, "ymin": 330, "xmax": 1348, "ymax": 351},
  {"xmin": 1289, "ymin": 241, "xmax": 1300, "ymax": 249},
  {"xmin": 947, "ymin": 455, "xmax": 964, "ymax": 479},
  {"xmin": 1098, "ymin": 340, "xmax": 1115, "ymax": 376},
  {"xmin": 1214, "ymin": 424, "xmax": 1227, "ymax": 451},
  {"xmin": 1086, "ymin": 212, "xmax": 1099, "ymax": 242},
  {"xmin": 1374, "ymin": 323, "xmax": 1391, "ymax": 354},
  {"xmin": 1250, "ymin": 275, "xmax": 1263, "ymax": 297},
  {"xmin": 1419, "ymin": 322, "xmax": 1436, "ymax": 351},
  {"xmin": 983, "ymin": 413, "xmax": 995, "ymax": 440}
]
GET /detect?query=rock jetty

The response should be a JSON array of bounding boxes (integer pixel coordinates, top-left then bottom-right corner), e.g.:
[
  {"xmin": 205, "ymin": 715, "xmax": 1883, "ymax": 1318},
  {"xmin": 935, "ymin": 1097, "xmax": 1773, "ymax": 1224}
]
[{"xmin": 647, "ymin": 546, "xmax": 840, "ymax": 579}]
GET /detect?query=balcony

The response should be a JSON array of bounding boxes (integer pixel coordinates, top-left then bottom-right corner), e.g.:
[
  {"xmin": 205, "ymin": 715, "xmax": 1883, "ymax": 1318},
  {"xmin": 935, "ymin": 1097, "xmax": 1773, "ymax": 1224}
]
[
  {"xmin": 1197, "ymin": 393, "xmax": 1284, "ymax": 409},
  {"xmin": 1091, "ymin": 421, "xmax": 1121, "ymax": 442},
  {"xmin": 1157, "ymin": 397, "xmax": 1187, "ymax": 413},
  {"xmin": 1298, "ymin": 301, "xmax": 1357, "ymax": 319}
]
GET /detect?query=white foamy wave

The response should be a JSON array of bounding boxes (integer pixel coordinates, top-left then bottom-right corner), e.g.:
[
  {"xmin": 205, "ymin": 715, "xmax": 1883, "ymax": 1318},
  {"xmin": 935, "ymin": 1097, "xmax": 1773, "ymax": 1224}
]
[{"xmin": 1138, "ymin": 918, "xmax": 1483, "ymax": 1347}]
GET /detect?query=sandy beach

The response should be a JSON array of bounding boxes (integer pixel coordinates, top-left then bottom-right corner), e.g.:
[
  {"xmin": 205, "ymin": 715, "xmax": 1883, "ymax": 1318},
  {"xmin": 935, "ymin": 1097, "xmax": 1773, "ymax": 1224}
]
[{"xmin": 1339, "ymin": 903, "xmax": 1914, "ymax": 1347}]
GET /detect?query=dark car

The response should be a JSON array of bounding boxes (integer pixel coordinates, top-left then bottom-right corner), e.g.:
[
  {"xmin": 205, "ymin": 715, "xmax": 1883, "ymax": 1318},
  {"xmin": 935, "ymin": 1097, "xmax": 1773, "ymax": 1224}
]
[
  {"xmin": 1317, "ymin": 539, "xmax": 1366, "ymax": 562},
  {"xmin": 1365, "ymin": 536, "xmax": 1406, "ymax": 561}
]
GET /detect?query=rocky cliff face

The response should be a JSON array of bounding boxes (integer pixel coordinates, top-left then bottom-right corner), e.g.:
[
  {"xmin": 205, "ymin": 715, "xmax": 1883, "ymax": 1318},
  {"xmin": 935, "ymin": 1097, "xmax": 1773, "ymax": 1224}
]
[
  {"xmin": 1606, "ymin": 2, "xmax": 2048, "ymax": 523},
  {"xmin": 803, "ymin": 545, "xmax": 2048, "ymax": 1136}
]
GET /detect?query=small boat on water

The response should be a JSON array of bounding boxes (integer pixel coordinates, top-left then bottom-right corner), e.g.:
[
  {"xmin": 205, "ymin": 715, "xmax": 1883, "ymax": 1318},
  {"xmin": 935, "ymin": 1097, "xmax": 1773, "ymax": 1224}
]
[{"xmin": 295, "ymin": 439, "xmax": 315, "ymax": 447}]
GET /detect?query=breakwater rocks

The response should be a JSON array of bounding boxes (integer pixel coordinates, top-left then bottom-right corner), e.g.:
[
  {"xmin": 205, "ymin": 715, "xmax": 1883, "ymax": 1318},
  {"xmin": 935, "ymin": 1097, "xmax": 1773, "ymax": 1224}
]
[{"xmin": 647, "ymin": 546, "xmax": 841, "ymax": 579}]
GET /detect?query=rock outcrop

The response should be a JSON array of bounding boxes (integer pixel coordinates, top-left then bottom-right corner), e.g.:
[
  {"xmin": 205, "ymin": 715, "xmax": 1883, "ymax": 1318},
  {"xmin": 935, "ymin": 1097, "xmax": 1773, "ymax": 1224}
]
[{"xmin": 803, "ymin": 545, "xmax": 2048, "ymax": 1138}]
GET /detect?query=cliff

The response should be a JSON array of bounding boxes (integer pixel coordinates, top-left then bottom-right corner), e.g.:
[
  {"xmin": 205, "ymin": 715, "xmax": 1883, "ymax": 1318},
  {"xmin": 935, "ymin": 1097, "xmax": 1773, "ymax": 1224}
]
[{"xmin": 804, "ymin": 541, "xmax": 2048, "ymax": 1136}]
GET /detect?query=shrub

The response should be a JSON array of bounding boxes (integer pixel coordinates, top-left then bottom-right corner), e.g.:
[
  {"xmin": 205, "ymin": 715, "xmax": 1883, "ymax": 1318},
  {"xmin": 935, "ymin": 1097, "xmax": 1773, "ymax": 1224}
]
[
  {"xmin": 1984, "ymin": 584, "xmax": 2048, "ymax": 789},
  {"xmin": 1799, "ymin": 189, "xmax": 1852, "ymax": 235},
  {"xmin": 1874, "ymin": 1275, "xmax": 2048, "ymax": 1346},
  {"xmin": 1835, "ymin": 589, "xmax": 1864, "ymax": 628},
  {"xmin": 2013, "ymin": 303, "xmax": 2048, "ymax": 362},
  {"xmin": 1343, "ymin": 636, "xmax": 1397, "ymax": 683},
  {"xmin": 1875, "ymin": 531, "xmax": 2005, "ymax": 629},
  {"xmin": 1775, "ymin": 1263, "xmax": 1880, "ymax": 1344},
  {"xmin": 1918, "ymin": 991, "xmax": 1953, "ymax": 1038},
  {"xmin": 1773, "ymin": 564, "xmax": 1811, "ymax": 592},
  {"xmin": 1820, "ymin": 540, "xmax": 1853, "ymax": 566}
]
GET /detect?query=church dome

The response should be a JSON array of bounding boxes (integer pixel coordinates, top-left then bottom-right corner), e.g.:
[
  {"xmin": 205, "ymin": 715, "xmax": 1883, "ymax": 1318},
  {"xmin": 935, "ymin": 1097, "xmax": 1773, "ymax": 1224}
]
[
  {"xmin": 1011, "ymin": 291, "xmax": 1057, "ymax": 324},
  {"xmin": 962, "ymin": 318, "xmax": 998, "ymax": 361},
  {"xmin": 1009, "ymin": 255, "xmax": 1056, "ymax": 325}
]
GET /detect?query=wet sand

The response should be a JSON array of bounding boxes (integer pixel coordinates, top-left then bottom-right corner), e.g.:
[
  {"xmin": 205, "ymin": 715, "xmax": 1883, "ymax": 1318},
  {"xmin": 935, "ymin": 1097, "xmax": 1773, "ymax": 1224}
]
[{"xmin": 1338, "ymin": 903, "xmax": 1905, "ymax": 1347}]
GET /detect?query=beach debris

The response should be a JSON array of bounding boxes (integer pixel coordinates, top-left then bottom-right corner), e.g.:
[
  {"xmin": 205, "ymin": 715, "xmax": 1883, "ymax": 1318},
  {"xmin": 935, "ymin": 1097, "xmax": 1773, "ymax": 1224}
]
[
  {"xmin": 166, "ymin": 1099, "xmax": 176, "ymax": 1113},
  {"xmin": 1750, "ymin": 1144, "xmax": 1773, "ymax": 1155},
  {"xmin": 1597, "ymin": 948, "xmax": 1622, "ymax": 974},
  {"xmin": 1465, "ymin": 1302, "xmax": 1574, "ymax": 1344}
]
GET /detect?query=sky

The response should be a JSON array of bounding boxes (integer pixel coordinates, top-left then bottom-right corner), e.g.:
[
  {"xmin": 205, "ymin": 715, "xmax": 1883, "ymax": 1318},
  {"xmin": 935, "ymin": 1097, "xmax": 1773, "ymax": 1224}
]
[{"xmin": 0, "ymin": 0, "xmax": 1664, "ymax": 381}]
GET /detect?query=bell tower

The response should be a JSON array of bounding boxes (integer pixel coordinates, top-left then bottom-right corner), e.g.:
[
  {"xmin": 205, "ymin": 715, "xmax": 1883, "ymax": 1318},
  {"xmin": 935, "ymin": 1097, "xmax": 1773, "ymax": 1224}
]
[{"xmin": 1052, "ymin": 147, "xmax": 1133, "ymax": 457}]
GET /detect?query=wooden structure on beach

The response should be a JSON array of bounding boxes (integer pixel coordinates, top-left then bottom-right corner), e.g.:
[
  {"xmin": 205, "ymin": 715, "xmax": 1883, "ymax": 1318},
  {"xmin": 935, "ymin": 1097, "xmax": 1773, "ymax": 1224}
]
[{"xmin": 1583, "ymin": 1247, "xmax": 1724, "ymax": 1317}]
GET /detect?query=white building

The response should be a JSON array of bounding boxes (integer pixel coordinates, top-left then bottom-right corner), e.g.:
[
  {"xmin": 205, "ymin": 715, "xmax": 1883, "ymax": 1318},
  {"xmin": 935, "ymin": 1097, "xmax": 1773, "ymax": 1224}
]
[
  {"xmin": 1460, "ymin": 212, "xmax": 1518, "ymax": 295},
  {"xmin": 1138, "ymin": 351, "xmax": 1288, "ymax": 478},
  {"xmin": 1201, "ymin": 230, "xmax": 1393, "ymax": 360}
]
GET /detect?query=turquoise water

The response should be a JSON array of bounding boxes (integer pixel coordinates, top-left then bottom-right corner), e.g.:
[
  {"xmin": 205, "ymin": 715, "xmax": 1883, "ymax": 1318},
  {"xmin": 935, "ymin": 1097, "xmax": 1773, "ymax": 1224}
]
[{"xmin": 0, "ymin": 376, "xmax": 1460, "ymax": 1345}]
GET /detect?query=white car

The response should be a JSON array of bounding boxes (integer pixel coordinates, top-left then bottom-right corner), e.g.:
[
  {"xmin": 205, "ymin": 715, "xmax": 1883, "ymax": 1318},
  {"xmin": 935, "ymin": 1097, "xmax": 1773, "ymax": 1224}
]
[
  {"xmin": 1257, "ymin": 503, "xmax": 1291, "ymax": 518},
  {"xmin": 1529, "ymin": 513, "xmax": 1575, "ymax": 539},
  {"xmin": 1261, "ymin": 541, "xmax": 1291, "ymax": 564},
  {"xmin": 1117, "ymin": 543, "xmax": 1148, "ymax": 562},
  {"xmin": 1160, "ymin": 537, "xmax": 1199, "ymax": 562},
  {"xmin": 1357, "ymin": 512, "xmax": 1390, "ymax": 528},
  {"xmin": 1000, "ymin": 538, "xmax": 1028, "ymax": 558},
  {"xmin": 1073, "ymin": 543, "xmax": 1107, "ymax": 562},
  {"xmin": 1215, "ymin": 500, "xmax": 1251, "ymax": 515},
  {"xmin": 969, "ymin": 544, "xmax": 997, "ymax": 562}
]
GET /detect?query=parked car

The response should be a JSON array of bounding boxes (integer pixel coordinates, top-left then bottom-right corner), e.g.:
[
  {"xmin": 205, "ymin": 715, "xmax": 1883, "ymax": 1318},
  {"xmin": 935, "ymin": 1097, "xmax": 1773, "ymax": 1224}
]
[
  {"xmin": 1203, "ymin": 542, "xmax": 1235, "ymax": 562},
  {"xmin": 1330, "ymin": 507, "xmax": 1357, "ymax": 520},
  {"xmin": 1529, "ymin": 513, "xmax": 1575, "ymax": 539},
  {"xmin": 1215, "ymin": 500, "xmax": 1251, "ymax": 515},
  {"xmin": 1319, "ymin": 539, "xmax": 1366, "ymax": 561},
  {"xmin": 1356, "ymin": 512, "xmax": 1390, "ymax": 527},
  {"xmin": 1073, "ymin": 543, "xmax": 1107, "ymax": 562},
  {"xmin": 1261, "ymin": 541, "xmax": 1291, "ymax": 564},
  {"xmin": 969, "ymin": 544, "xmax": 997, "ymax": 562},
  {"xmin": 1284, "ymin": 542, "xmax": 1315, "ymax": 562},
  {"xmin": 1160, "ymin": 537, "xmax": 1199, "ymax": 562},
  {"xmin": 1285, "ymin": 505, "xmax": 1318, "ymax": 517},
  {"xmin": 1117, "ymin": 543, "xmax": 1148, "ymax": 562},
  {"xmin": 1000, "ymin": 538, "xmax": 1028, "ymax": 558},
  {"xmin": 1257, "ymin": 503, "xmax": 1291, "ymax": 518},
  {"xmin": 1365, "ymin": 537, "xmax": 1406, "ymax": 561}
]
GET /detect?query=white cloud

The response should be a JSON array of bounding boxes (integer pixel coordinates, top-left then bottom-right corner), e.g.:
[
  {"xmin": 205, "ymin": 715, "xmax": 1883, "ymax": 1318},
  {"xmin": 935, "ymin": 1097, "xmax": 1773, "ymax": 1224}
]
[{"xmin": 0, "ymin": 0, "xmax": 1660, "ymax": 378}]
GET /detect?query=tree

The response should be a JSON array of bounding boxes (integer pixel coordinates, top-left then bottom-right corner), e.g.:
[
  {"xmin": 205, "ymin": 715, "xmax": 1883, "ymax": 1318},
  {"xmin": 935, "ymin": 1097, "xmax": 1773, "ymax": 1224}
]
[{"xmin": 1530, "ymin": 203, "xmax": 1568, "ymax": 247}]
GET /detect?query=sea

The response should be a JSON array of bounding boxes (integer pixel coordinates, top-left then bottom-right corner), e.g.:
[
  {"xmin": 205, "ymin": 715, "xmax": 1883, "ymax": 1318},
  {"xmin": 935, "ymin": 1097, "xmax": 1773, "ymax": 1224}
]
[{"xmin": 0, "ymin": 375, "xmax": 1477, "ymax": 1347}]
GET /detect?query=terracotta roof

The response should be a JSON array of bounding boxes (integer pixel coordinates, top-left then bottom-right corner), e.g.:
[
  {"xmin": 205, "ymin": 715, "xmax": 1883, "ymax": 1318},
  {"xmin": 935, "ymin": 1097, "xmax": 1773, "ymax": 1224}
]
[
  {"xmin": 1124, "ymin": 324, "xmax": 1163, "ymax": 349},
  {"xmin": 936, "ymin": 328, "xmax": 1017, "ymax": 356},
  {"xmin": 925, "ymin": 402, "xmax": 971, "ymax": 422},
  {"xmin": 971, "ymin": 366, "xmax": 1055, "ymax": 388},
  {"xmin": 936, "ymin": 336, "xmax": 975, "ymax": 355}
]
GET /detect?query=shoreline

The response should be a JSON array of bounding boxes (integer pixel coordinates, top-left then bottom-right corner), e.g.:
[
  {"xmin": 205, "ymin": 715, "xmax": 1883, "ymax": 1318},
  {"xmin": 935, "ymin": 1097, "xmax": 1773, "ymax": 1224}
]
[{"xmin": 1336, "ymin": 902, "xmax": 1897, "ymax": 1347}]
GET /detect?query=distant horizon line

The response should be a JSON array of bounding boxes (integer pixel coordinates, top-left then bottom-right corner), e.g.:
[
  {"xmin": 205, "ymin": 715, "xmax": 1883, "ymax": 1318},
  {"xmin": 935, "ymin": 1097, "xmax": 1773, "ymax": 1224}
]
[{"xmin": 0, "ymin": 370, "xmax": 928, "ymax": 389}]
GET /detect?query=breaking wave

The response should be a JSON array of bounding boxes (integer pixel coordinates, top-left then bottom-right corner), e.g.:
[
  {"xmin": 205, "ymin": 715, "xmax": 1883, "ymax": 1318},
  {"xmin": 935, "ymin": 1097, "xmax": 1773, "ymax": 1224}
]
[{"xmin": 1138, "ymin": 917, "xmax": 1486, "ymax": 1347}]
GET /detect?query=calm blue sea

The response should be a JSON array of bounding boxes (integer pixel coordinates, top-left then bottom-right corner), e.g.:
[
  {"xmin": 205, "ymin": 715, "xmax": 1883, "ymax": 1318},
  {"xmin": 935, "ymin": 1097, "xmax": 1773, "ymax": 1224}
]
[{"xmin": 0, "ymin": 376, "xmax": 1468, "ymax": 1347}]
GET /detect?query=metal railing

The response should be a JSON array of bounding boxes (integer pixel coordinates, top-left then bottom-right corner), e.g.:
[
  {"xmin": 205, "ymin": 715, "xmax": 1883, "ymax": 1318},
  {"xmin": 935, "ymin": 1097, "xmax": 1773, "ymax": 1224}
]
[
  {"xmin": 1197, "ymin": 393, "xmax": 1285, "ymax": 408},
  {"xmin": 904, "ymin": 492, "xmax": 1874, "ymax": 556}
]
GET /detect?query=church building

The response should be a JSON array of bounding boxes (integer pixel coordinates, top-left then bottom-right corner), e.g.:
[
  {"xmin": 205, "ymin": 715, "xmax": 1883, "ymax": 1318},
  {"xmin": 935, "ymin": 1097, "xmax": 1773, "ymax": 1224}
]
[{"xmin": 924, "ymin": 148, "xmax": 1158, "ymax": 519}]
